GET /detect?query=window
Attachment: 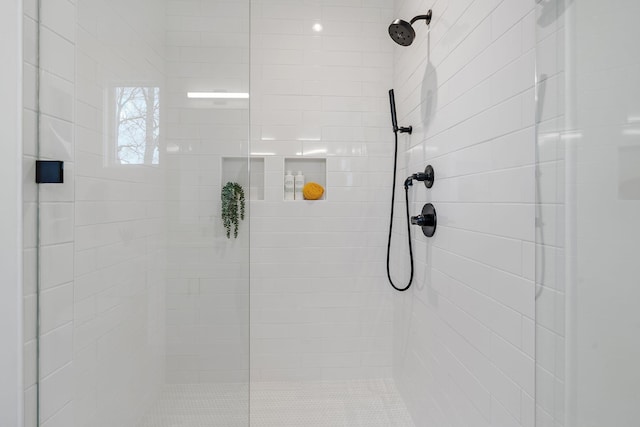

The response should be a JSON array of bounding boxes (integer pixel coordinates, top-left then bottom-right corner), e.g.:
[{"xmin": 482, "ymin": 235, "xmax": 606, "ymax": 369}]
[{"xmin": 114, "ymin": 86, "xmax": 160, "ymax": 165}]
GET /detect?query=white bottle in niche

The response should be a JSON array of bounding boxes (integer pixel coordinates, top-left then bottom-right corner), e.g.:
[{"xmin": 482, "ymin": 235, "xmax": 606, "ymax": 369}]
[
  {"xmin": 294, "ymin": 171, "xmax": 305, "ymax": 200},
  {"xmin": 284, "ymin": 170, "xmax": 295, "ymax": 201}
]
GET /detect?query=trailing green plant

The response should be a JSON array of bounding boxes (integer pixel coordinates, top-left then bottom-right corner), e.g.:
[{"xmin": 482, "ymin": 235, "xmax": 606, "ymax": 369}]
[{"xmin": 221, "ymin": 182, "xmax": 245, "ymax": 239}]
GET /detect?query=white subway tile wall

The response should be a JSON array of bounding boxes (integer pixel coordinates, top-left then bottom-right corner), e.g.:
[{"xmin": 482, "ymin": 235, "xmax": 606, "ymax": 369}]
[
  {"xmin": 250, "ymin": 0, "xmax": 397, "ymax": 382},
  {"xmin": 22, "ymin": 1, "xmax": 40, "ymax": 424},
  {"xmin": 534, "ymin": 1, "xmax": 567, "ymax": 425},
  {"xmin": 22, "ymin": 0, "xmax": 544, "ymax": 425},
  {"xmin": 23, "ymin": 0, "xmax": 81, "ymax": 424},
  {"xmin": 391, "ymin": 0, "xmax": 536, "ymax": 426},
  {"xmin": 164, "ymin": 0, "xmax": 251, "ymax": 386},
  {"xmin": 26, "ymin": 0, "xmax": 169, "ymax": 426},
  {"xmin": 72, "ymin": 1, "xmax": 168, "ymax": 425}
]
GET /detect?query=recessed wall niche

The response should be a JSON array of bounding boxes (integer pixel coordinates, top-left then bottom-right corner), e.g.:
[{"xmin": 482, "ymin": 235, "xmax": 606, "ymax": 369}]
[
  {"xmin": 284, "ymin": 157, "xmax": 327, "ymax": 201},
  {"xmin": 222, "ymin": 157, "xmax": 265, "ymax": 201}
]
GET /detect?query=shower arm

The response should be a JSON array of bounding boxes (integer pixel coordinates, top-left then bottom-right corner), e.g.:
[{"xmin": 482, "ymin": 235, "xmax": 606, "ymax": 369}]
[
  {"xmin": 404, "ymin": 165, "xmax": 435, "ymax": 189},
  {"xmin": 410, "ymin": 10, "xmax": 432, "ymax": 26}
]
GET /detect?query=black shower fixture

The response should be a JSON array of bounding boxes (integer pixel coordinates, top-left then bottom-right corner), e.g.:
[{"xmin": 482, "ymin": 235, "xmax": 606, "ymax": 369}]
[
  {"xmin": 386, "ymin": 89, "xmax": 415, "ymax": 292},
  {"xmin": 411, "ymin": 203, "xmax": 437, "ymax": 238},
  {"xmin": 388, "ymin": 10, "xmax": 432, "ymax": 46},
  {"xmin": 388, "ymin": 89, "xmax": 412, "ymax": 134},
  {"xmin": 404, "ymin": 165, "xmax": 435, "ymax": 189}
]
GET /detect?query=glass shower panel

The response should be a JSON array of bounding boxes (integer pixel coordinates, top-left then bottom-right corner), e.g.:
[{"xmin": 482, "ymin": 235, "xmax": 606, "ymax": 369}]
[
  {"xmin": 535, "ymin": 1, "xmax": 640, "ymax": 426},
  {"xmin": 35, "ymin": 1, "xmax": 250, "ymax": 426}
]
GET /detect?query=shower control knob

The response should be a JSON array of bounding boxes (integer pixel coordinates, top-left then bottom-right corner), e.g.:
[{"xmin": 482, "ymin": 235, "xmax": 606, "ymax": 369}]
[
  {"xmin": 411, "ymin": 214, "xmax": 431, "ymax": 227},
  {"xmin": 411, "ymin": 203, "xmax": 437, "ymax": 237}
]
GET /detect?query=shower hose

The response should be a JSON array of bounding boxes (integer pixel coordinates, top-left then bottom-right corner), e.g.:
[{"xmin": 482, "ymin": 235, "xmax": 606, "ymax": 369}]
[{"xmin": 386, "ymin": 130, "xmax": 414, "ymax": 292}]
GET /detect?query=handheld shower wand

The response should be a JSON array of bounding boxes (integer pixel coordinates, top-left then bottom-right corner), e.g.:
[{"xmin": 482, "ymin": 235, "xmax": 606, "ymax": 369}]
[
  {"xmin": 386, "ymin": 89, "xmax": 414, "ymax": 292},
  {"xmin": 388, "ymin": 89, "xmax": 412, "ymax": 134}
]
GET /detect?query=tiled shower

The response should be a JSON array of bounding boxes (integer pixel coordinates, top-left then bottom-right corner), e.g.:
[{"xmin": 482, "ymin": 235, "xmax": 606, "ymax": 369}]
[{"xmin": 3, "ymin": 0, "xmax": 639, "ymax": 426}]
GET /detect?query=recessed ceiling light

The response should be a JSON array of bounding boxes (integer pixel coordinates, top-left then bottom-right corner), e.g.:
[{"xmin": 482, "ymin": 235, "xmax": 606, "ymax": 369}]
[{"xmin": 312, "ymin": 23, "xmax": 323, "ymax": 32}]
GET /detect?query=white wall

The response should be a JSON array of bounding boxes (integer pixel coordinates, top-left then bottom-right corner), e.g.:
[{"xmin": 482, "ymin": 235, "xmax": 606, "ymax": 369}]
[
  {"xmin": 533, "ymin": 0, "xmax": 567, "ymax": 424},
  {"xmin": 23, "ymin": 1, "xmax": 79, "ymax": 424},
  {"xmin": 391, "ymin": 0, "xmax": 537, "ymax": 426},
  {"xmin": 163, "ymin": 0, "xmax": 251, "ymax": 384},
  {"xmin": 24, "ymin": 0, "xmax": 169, "ymax": 426},
  {"xmin": 12, "ymin": 1, "xmax": 553, "ymax": 426},
  {"xmin": 536, "ymin": 1, "xmax": 640, "ymax": 426},
  {"xmin": 71, "ymin": 1, "xmax": 167, "ymax": 425},
  {"xmin": 0, "ymin": 0, "xmax": 23, "ymax": 425},
  {"xmin": 22, "ymin": 0, "xmax": 38, "ymax": 424},
  {"xmin": 249, "ymin": 0, "xmax": 397, "ymax": 382}
]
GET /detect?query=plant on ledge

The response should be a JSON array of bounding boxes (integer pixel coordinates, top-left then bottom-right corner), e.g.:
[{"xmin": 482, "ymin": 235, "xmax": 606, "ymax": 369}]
[{"xmin": 221, "ymin": 182, "xmax": 245, "ymax": 239}]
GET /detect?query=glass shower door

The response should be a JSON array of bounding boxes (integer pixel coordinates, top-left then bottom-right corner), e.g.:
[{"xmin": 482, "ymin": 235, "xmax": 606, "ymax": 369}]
[
  {"xmin": 535, "ymin": 0, "xmax": 640, "ymax": 425},
  {"xmin": 32, "ymin": 1, "xmax": 251, "ymax": 426}
]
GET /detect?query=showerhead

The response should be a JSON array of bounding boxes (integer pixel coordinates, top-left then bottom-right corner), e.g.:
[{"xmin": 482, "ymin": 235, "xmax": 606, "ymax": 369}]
[
  {"xmin": 388, "ymin": 10, "xmax": 432, "ymax": 47},
  {"xmin": 388, "ymin": 20, "xmax": 416, "ymax": 46}
]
